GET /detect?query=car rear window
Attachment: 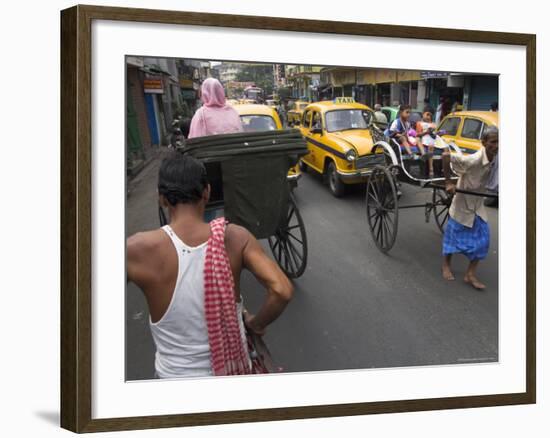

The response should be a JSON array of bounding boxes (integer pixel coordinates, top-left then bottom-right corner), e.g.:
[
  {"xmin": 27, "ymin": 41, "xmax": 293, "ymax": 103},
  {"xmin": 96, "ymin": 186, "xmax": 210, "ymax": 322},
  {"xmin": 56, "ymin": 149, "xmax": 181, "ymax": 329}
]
[{"xmin": 240, "ymin": 115, "xmax": 277, "ymax": 132}]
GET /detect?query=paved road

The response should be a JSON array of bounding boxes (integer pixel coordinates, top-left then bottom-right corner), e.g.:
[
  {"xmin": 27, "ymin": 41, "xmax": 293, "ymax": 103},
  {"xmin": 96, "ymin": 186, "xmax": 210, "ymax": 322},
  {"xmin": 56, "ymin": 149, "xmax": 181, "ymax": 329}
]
[{"xmin": 126, "ymin": 154, "xmax": 498, "ymax": 380}]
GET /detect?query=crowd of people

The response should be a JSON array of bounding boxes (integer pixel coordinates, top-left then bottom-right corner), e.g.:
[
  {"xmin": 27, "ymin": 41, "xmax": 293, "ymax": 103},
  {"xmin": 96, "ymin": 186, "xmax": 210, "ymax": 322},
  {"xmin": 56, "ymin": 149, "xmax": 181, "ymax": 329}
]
[{"xmin": 127, "ymin": 77, "xmax": 499, "ymax": 379}]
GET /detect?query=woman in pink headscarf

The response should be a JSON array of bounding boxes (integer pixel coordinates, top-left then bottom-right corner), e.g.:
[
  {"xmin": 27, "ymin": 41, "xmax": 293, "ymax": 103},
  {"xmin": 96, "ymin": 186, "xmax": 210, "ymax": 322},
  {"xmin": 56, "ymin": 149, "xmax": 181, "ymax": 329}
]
[{"xmin": 188, "ymin": 78, "xmax": 243, "ymax": 138}]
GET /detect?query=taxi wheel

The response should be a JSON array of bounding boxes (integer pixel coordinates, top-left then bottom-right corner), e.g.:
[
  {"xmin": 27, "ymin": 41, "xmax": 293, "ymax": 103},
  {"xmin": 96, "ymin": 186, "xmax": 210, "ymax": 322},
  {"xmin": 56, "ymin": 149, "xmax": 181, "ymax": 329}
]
[
  {"xmin": 299, "ymin": 159, "xmax": 308, "ymax": 173},
  {"xmin": 327, "ymin": 161, "xmax": 345, "ymax": 197}
]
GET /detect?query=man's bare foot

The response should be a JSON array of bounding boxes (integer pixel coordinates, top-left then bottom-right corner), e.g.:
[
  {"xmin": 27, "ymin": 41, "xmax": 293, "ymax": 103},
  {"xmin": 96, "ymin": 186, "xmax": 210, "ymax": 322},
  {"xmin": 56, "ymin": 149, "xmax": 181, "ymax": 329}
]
[
  {"xmin": 464, "ymin": 275, "xmax": 486, "ymax": 290},
  {"xmin": 442, "ymin": 265, "xmax": 455, "ymax": 281}
]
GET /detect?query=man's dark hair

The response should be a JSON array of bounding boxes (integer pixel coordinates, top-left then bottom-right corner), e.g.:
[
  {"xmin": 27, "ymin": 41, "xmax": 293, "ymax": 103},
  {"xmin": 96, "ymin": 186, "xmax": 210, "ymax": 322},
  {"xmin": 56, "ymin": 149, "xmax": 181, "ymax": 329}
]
[
  {"xmin": 158, "ymin": 153, "xmax": 208, "ymax": 206},
  {"xmin": 423, "ymin": 98, "xmax": 430, "ymax": 103},
  {"xmin": 490, "ymin": 101, "xmax": 498, "ymax": 111}
]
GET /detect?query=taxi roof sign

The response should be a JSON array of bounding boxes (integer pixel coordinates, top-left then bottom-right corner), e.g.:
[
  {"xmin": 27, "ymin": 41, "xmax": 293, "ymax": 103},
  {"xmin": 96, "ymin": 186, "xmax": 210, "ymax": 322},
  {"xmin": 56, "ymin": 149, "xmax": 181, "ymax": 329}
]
[{"xmin": 334, "ymin": 97, "xmax": 355, "ymax": 104}]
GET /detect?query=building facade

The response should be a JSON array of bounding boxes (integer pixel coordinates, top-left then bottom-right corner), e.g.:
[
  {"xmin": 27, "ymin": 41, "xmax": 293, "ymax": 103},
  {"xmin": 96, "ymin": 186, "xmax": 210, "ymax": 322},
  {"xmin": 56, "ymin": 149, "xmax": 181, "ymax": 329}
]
[
  {"xmin": 212, "ymin": 62, "xmax": 241, "ymax": 84},
  {"xmin": 318, "ymin": 67, "xmax": 498, "ymax": 112},
  {"xmin": 285, "ymin": 65, "xmax": 322, "ymax": 100},
  {"xmin": 126, "ymin": 56, "xmax": 155, "ymax": 176}
]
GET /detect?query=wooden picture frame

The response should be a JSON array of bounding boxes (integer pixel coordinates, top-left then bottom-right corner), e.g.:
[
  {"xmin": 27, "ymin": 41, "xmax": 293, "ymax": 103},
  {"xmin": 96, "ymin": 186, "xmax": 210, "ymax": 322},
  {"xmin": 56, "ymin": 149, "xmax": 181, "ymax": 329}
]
[{"xmin": 60, "ymin": 4, "xmax": 536, "ymax": 433}]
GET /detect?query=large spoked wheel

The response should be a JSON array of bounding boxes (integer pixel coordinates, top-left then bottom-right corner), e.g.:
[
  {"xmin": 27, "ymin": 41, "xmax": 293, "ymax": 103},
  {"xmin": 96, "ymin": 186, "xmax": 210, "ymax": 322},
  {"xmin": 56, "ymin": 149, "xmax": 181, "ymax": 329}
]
[
  {"xmin": 159, "ymin": 205, "xmax": 168, "ymax": 226},
  {"xmin": 432, "ymin": 188, "xmax": 452, "ymax": 233},
  {"xmin": 268, "ymin": 195, "xmax": 308, "ymax": 278},
  {"xmin": 366, "ymin": 166, "xmax": 399, "ymax": 253}
]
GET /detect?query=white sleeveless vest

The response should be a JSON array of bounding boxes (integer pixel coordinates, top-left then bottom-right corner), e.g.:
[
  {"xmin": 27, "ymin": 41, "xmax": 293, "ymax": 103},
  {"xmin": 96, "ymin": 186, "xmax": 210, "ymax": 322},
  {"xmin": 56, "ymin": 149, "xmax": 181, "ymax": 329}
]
[{"xmin": 149, "ymin": 225, "xmax": 248, "ymax": 378}]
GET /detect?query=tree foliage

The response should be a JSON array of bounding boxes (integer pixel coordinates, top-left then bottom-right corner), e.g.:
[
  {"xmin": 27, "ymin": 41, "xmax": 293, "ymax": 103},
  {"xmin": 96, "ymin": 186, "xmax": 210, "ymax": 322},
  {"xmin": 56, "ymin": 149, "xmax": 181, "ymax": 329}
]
[{"xmin": 234, "ymin": 64, "xmax": 274, "ymax": 96}]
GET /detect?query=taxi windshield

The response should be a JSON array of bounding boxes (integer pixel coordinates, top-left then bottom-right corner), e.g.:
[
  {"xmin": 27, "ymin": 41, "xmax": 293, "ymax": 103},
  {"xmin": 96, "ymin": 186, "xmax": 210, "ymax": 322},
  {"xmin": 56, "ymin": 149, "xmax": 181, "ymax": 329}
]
[
  {"xmin": 240, "ymin": 115, "xmax": 277, "ymax": 132},
  {"xmin": 325, "ymin": 109, "xmax": 373, "ymax": 132}
]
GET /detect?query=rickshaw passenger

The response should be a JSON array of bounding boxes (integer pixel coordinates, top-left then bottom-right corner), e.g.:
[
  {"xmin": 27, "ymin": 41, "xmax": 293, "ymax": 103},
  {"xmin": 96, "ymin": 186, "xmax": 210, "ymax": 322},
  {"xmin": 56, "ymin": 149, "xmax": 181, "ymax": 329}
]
[
  {"xmin": 188, "ymin": 78, "xmax": 243, "ymax": 138},
  {"xmin": 385, "ymin": 104, "xmax": 415, "ymax": 156},
  {"xmin": 416, "ymin": 111, "xmax": 437, "ymax": 176},
  {"xmin": 188, "ymin": 78, "xmax": 243, "ymax": 222}
]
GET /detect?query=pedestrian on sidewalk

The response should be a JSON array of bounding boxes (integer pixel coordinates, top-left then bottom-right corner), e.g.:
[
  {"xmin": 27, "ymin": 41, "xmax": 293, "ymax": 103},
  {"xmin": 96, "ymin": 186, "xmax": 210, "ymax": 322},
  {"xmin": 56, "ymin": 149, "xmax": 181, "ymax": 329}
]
[
  {"xmin": 441, "ymin": 127, "xmax": 499, "ymax": 290},
  {"xmin": 127, "ymin": 153, "xmax": 293, "ymax": 378}
]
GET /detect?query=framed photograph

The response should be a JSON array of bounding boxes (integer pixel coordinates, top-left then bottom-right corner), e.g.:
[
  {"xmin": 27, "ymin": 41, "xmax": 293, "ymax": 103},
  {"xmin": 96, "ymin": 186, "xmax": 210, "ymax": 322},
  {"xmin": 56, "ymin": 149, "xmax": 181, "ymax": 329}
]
[{"xmin": 60, "ymin": 4, "xmax": 536, "ymax": 433}]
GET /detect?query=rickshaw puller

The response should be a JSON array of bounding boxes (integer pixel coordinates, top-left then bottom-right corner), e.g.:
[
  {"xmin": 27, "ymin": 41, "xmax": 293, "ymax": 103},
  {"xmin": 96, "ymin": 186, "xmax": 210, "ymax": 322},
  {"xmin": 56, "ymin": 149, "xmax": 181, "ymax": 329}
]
[
  {"xmin": 127, "ymin": 154, "xmax": 293, "ymax": 378},
  {"xmin": 441, "ymin": 127, "xmax": 499, "ymax": 290}
]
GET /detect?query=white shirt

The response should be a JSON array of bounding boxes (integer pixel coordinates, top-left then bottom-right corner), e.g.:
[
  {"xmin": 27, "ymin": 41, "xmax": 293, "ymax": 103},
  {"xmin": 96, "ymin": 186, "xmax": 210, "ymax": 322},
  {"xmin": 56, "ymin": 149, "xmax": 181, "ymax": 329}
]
[{"xmin": 449, "ymin": 148, "xmax": 495, "ymax": 227}]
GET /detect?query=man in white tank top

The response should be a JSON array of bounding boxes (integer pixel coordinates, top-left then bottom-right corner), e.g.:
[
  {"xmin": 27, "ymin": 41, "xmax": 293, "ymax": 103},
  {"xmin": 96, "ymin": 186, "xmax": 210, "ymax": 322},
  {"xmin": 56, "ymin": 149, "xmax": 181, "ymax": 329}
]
[{"xmin": 127, "ymin": 154, "xmax": 293, "ymax": 378}]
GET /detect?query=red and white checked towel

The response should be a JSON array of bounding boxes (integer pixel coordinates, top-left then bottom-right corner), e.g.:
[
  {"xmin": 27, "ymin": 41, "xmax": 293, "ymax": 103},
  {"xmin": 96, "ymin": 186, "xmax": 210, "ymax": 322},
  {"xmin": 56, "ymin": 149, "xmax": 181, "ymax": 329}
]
[{"xmin": 204, "ymin": 217, "xmax": 252, "ymax": 375}]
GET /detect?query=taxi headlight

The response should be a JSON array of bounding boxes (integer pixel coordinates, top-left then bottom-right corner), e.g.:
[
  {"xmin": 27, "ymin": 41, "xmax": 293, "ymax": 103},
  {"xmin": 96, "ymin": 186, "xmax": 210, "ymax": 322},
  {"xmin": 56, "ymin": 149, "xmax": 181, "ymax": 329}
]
[{"xmin": 345, "ymin": 149, "xmax": 357, "ymax": 162}]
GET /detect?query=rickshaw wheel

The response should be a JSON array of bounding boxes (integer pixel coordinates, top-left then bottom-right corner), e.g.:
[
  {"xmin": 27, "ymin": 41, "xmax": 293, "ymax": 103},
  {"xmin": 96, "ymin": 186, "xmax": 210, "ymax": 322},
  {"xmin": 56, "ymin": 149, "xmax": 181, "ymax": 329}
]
[
  {"xmin": 268, "ymin": 195, "xmax": 308, "ymax": 278},
  {"xmin": 433, "ymin": 187, "xmax": 452, "ymax": 234},
  {"xmin": 159, "ymin": 205, "xmax": 168, "ymax": 226},
  {"xmin": 366, "ymin": 166, "xmax": 399, "ymax": 253}
]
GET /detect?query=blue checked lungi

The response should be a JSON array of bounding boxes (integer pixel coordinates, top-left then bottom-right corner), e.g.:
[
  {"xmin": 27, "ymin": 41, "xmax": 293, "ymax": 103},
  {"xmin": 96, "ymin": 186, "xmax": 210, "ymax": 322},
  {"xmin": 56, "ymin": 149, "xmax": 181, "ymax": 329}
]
[{"xmin": 442, "ymin": 215, "xmax": 490, "ymax": 261}]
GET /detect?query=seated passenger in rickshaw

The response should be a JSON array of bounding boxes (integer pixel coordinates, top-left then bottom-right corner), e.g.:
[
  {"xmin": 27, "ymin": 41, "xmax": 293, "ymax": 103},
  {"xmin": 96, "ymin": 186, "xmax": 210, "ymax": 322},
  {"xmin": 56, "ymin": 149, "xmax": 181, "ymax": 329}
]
[
  {"xmin": 385, "ymin": 104, "xmax": 430, "ymax": 160},
  {"xmin": 415, "ymin": 111, "xmax": 438, "ymax": 177}
]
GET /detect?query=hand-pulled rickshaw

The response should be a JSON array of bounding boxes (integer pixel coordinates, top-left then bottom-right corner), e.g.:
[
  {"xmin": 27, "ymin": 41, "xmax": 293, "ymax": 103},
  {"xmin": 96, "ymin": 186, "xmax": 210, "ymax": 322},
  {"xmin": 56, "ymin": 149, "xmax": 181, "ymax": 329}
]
[
  {"xmin": 365, "ymin": 126, "xmax": 498, "ymax": 253},
  {"xmin": 159, "ymin": 129, "xmax": 309, "ymax": 278}
]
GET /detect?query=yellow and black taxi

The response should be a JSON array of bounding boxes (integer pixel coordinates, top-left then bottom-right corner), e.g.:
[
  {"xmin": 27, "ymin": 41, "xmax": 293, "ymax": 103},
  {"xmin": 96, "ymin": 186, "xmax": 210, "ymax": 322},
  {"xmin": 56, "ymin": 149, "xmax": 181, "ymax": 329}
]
[
  {"xmin": 286, "ymin": 100, "xmax": 309, "ymax": 126},
  {"xmin": 437, "ymin": 111, "xmax": 499, "ymax": 154},
  {"xmin": 233, "ymin": 103, "xmax": 301, "ymax": 187},
  {"xmin": 299, "ymin": 97, "xmax": 384, "ymax": 197}
]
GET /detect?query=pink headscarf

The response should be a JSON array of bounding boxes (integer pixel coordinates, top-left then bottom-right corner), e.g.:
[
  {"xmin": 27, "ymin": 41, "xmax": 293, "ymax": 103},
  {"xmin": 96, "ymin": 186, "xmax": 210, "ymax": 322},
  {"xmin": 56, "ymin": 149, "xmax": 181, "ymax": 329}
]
[{"xmin": 188, "ymin": 78, "xmax": 243, "ymax": 138}]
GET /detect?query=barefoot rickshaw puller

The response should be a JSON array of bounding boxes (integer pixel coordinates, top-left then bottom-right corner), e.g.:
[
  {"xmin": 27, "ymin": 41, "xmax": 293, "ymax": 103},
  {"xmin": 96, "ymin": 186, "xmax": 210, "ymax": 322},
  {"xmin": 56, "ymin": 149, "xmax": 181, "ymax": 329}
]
[{"xmin": 441, "ymin": 126, "xmax": 499, "ymax": 290}]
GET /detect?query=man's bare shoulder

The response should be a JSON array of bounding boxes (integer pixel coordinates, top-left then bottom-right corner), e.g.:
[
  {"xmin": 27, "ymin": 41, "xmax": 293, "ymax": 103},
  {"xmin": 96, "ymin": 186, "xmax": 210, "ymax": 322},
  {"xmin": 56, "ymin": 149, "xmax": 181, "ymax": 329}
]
[
  {"xmin": 225, "ymin": 223, "xmax": 253, "ymax": 250},
  {"xmin": 127, "ymin": 229, "xmax": 167, "ymax": 260}
]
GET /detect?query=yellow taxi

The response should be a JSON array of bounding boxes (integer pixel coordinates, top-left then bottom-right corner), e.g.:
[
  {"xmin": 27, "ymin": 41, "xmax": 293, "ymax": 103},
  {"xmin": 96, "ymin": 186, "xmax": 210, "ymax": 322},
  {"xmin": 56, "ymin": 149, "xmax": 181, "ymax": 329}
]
[
  {"xmin": 298, "ymin": 97, "xmax": 384, "ymax": 197},
  {"xmin": 437, "ymin": 111, "xmax": 499, "ymax": 153},
  {"xmin": 286, "ymin": 100, "xmax": 309, "ymax": 126},
  {"xmin": 233, "ymin": 103, "xmax": 301, "ymax": 186}
]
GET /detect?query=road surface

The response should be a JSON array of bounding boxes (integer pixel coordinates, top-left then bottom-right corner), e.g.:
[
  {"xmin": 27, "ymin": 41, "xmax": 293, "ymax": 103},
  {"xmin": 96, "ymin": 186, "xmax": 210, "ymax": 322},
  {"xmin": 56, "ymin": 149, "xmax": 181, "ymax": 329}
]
[{"xmin": 125, "ymin": 154, "xmax": 498, "ymax": 380}]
